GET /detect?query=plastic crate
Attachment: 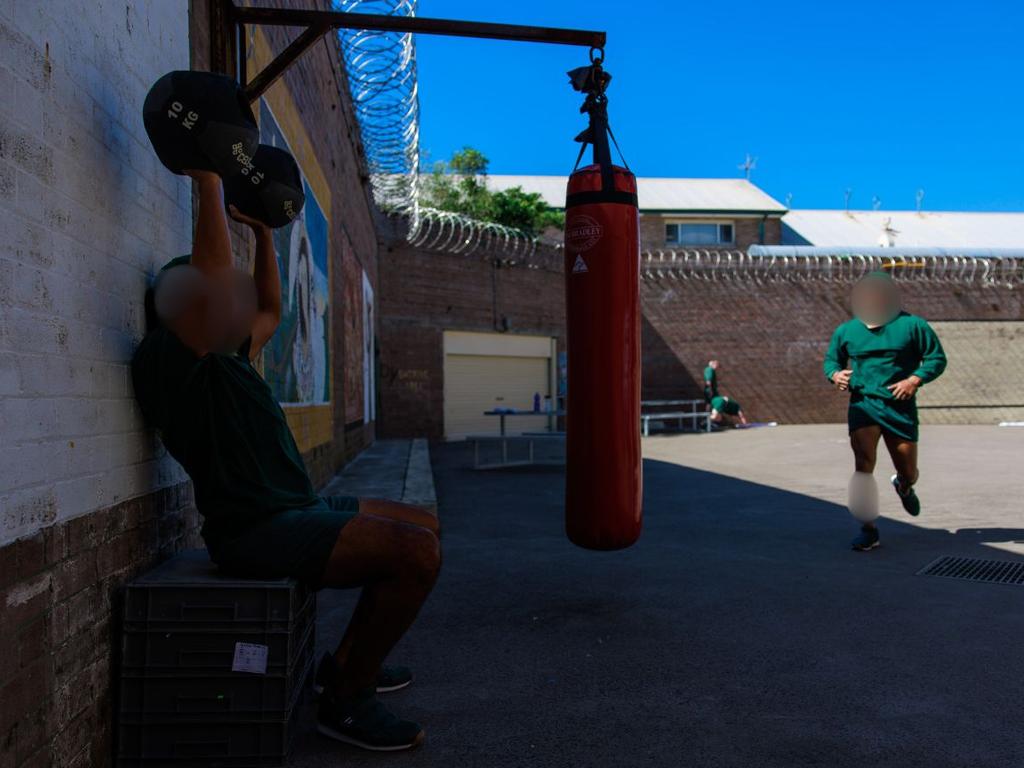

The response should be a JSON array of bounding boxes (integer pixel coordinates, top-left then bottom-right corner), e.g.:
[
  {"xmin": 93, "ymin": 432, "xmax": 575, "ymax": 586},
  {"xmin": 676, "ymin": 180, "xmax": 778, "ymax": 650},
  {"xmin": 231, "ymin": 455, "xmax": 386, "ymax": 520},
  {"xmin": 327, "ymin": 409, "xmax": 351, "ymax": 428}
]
[
  {"xmin": 123, "ymin": 550, "xmax": 313, "ymax": 631},
  {"xmin": 120, "ymin": 599, "xmax": 314, "ymax": 674},
  {"xmin": 116, "ymin": 694, "xmax": 306, "ymax": 767},
  {"xmin": 118, "ymin": 623, "xmax": 314, "ymax": 720}
]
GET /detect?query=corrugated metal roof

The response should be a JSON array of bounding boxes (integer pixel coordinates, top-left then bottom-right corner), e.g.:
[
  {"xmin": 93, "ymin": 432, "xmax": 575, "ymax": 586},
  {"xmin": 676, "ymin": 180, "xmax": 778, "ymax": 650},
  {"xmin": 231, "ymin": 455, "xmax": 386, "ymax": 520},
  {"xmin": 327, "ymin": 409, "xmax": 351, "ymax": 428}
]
[
  {"xmin": 782, "ymin": 210, "xmax": 1024, "ymax": 249},
  {"xmin": 486, "ymin": 175, "xmax": 787, "ymax": 214}
]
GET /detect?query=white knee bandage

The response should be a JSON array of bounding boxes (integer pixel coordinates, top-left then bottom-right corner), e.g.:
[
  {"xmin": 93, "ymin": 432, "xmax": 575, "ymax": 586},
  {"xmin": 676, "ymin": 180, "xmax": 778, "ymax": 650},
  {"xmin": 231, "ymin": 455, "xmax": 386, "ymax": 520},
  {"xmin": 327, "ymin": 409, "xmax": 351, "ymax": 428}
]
[{"xmin": 848, "ymin": 471, "xmax": 879, "ymax": 523}]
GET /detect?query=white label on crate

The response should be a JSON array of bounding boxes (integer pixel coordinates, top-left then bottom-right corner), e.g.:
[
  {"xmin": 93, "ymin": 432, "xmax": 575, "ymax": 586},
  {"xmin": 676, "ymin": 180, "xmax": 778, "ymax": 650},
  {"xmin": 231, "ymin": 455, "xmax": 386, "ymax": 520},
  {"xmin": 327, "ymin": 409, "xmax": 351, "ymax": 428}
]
[{"xmin": 231, "ymin": 642, "xmax": 269, "ymax": 674}]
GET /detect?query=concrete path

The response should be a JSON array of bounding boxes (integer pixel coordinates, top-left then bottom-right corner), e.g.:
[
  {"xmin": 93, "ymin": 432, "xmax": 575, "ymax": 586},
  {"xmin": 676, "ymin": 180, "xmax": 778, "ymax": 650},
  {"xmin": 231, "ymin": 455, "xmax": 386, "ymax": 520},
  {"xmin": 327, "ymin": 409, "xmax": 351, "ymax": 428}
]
[
  {"xmin": 293, "ymin": 425, "xmax": 1024, "ymax": 767},
  {"xmin": 320, "ymin": 438, "xmax": 436, "ymax": 511}
]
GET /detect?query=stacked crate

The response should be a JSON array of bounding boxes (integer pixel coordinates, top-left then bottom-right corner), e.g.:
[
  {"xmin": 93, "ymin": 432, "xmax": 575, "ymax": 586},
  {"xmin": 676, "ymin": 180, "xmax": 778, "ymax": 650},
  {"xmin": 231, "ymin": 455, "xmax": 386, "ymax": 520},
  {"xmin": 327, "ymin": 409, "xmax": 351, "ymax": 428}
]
[{"xmin": 117, "ymin": 550, "xmax": 315, "ymax": 767}]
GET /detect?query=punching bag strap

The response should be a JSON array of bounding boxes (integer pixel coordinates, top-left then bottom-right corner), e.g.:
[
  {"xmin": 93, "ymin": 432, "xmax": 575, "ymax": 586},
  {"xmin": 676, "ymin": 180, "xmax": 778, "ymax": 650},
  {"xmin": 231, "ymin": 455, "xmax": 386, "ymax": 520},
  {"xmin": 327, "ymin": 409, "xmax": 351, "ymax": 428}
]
[{"xmin": 567, "ymin": 48, "xmax": 631, "ymax": 197}]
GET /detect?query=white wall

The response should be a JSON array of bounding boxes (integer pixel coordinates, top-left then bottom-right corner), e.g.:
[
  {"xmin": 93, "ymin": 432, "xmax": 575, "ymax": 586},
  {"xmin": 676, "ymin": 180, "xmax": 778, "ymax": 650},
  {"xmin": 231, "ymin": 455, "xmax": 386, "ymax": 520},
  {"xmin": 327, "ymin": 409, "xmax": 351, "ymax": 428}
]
[{"xmin": 0, "ymin": 0, "xmax": 191, "ymax": 545}]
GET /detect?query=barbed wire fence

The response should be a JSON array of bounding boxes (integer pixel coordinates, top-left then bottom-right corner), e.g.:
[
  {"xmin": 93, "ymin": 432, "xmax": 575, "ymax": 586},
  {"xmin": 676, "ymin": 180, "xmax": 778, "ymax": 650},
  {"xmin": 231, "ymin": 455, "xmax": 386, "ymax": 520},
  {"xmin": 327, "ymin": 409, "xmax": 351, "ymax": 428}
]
[
  {"xmin": 334, "ymin": 0, "xmax": 539, "ymax": 261},
  {"xmin": 641, "ymin": 250, "xmax": 1024, "ymax": 288}
]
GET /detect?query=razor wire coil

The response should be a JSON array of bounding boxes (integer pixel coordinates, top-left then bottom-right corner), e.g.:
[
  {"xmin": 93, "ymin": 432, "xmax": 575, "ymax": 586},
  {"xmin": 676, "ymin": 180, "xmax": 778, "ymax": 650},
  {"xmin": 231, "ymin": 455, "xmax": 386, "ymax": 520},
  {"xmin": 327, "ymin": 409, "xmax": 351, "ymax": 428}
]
[
  {"xmin": 335, "ymin": 0, "xmax": 540, "ymax": 260},
  {"xmin": 639, "ymin": 250, "xmax": 1024, "ymax": 288}
]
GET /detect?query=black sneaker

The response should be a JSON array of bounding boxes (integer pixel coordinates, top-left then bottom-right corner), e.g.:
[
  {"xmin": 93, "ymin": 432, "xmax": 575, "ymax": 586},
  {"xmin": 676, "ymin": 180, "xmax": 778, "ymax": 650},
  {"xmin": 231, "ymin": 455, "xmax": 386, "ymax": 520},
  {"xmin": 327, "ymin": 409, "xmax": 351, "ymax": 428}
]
[
  {"xmin": 890, "ymin": 474, "xmax": 921, "ymax": 517},
  {"xmin": 851, "ymin": 525, "xmax": 880, "ymax": 551},
  {"xmin": 375, "ymin": 664, "xmax": 414, "ymax": 693},
  {"xmin": 317, "ymin": 689, "xmax": 424, "ymax": 752},
  {"xmin": 314, "ymin": 653, "xmax": 414, "ymax": 695}
]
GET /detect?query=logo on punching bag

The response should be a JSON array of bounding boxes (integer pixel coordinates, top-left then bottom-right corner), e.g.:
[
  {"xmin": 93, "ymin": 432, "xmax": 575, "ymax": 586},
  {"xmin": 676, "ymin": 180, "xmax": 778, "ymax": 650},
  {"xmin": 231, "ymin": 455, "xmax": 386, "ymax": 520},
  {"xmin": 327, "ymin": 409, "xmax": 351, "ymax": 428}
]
[
  {"xmin": 572, "ymin": 255, "xmax": 589, "ymax": 274},
  {"xmin": 565, "ymin": 215, "xmax": 603, "ymax": 253}
]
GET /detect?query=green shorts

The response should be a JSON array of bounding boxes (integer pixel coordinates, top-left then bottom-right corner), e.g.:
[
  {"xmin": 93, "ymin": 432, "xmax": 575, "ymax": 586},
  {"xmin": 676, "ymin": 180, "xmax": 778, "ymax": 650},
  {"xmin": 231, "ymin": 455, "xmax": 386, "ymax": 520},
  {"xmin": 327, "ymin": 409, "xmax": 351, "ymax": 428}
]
[
  {"xmin": 848, "ymin": 395, "xmax": 918, "ymax": 443},
  {"xmin": 207, "ymin": 495, "xmax": 359, "ymax": 588}
]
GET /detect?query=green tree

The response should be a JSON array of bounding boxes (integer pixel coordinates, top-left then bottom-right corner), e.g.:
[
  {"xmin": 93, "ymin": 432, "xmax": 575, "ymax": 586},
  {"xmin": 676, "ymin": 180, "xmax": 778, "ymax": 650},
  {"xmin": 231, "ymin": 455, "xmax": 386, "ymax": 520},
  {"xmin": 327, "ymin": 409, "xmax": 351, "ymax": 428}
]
[{"xmin": 422, "ymin": 147, "xmax": 564, "ymax": 236}]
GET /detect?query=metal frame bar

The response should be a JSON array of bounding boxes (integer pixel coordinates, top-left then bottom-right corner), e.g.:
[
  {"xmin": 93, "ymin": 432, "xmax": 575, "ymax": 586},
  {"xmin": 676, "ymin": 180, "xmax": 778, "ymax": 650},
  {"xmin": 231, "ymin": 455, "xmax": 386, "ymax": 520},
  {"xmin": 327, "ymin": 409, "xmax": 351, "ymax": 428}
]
[{"xmin": 215, "ymin": 0, "xmax": 606, "ymax": 101}]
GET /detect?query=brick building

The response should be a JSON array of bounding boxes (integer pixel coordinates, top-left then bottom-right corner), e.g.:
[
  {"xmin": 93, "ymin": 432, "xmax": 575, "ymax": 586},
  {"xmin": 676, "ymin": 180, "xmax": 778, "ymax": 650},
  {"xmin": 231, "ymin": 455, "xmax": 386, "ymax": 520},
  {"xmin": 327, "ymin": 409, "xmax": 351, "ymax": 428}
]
[
  {"xmin": 376, "ymin": 217, "xmax": 566, "ymax": 441},
  {"xmin": 0, "ymin": 1, "xmax": 381, "ymax": 765}
]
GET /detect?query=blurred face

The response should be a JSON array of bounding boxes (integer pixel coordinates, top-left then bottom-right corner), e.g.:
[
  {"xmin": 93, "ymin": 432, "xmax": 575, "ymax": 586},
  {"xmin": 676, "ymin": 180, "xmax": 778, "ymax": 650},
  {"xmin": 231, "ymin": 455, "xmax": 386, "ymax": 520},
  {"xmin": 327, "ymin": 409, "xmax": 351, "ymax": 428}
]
[
  {"xmin": 156, "ymin": 266, "xmax": 257, "ymax": 354},
  {"xmin": 852, "ymin": 275, "xmax": 900, "ymax": 328},
  {"xmin": 710, "ymin": 360, "xmax": 719, "ymax": 370}
]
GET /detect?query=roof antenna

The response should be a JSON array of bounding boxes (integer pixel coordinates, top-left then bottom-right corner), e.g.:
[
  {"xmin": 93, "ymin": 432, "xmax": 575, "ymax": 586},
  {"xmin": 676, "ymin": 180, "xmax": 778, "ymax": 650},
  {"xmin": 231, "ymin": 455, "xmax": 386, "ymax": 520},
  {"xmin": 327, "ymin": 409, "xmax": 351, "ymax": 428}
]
[
  {"xmin": 738, "ymin": 153, "xmax": 757, "ymax": 180},
  {"xmin": 915, "ymin": 188, "xmax": 925, "ymax": 214},
  {"xmin": 844, "ymin": 187, "xmax": 853, "ymax": 214},
  {"xmin": 784, "ymin": 192, "xmax": 793, "ymax": 208},
  {"xmin": 872, "ymin": 195, "xmax": 881, "ymax": 211}
]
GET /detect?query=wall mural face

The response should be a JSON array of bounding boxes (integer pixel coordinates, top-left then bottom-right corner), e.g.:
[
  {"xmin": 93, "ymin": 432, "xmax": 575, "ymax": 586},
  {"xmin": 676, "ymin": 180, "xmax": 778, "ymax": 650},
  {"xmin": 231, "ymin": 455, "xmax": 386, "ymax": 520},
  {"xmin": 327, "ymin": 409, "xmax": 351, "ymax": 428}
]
[{"xmin": 259, "ymin": 100, "xmax": 331, "ymax": 404}]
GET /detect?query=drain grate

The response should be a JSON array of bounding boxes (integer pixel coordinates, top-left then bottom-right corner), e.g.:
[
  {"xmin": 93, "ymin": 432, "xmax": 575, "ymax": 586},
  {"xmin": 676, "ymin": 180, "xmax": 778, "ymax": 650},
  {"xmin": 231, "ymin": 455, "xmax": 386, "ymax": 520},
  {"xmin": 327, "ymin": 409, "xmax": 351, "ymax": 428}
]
[{"xmin": 918, "ymin": 555, "xmax": 1024, "ymax": 585}]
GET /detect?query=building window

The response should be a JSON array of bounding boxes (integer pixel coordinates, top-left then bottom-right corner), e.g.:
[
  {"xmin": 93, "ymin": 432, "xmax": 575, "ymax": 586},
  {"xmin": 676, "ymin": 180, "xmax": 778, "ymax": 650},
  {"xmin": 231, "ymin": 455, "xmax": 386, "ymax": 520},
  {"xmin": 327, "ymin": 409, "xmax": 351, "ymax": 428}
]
[{"xmin": 665, "ymin": 222, "xmax": 735, "ymax": 246}]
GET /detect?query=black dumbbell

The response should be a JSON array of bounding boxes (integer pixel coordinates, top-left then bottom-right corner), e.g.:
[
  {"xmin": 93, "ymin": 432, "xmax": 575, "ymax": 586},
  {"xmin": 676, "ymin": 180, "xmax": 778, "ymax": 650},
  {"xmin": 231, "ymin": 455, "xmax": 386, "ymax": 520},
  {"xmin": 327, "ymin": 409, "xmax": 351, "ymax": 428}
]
[
  {"xmin": 143, "ymin": 70, "xmax": 259, "ymax": 177},
  {"xmin": 223, "ymin": 144, "xmax": 306, "ymax": 229}
]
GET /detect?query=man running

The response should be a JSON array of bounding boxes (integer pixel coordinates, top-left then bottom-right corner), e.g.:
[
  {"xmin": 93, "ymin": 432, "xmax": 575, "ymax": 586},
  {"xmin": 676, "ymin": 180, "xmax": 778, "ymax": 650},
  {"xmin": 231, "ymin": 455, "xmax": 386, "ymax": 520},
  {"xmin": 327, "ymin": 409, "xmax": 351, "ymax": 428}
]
[
  {"xmin": 824, "ymin": 271, "xmax": 947, "ymax": 551},
  {"xmin": 133, "ymin": 170, "xmax": 439, "ymax": 751}
]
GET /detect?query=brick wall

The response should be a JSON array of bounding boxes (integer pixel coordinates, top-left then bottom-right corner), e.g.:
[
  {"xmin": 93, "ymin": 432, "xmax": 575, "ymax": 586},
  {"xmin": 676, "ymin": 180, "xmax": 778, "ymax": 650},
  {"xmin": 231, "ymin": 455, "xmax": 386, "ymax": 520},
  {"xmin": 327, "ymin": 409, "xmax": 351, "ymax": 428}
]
[
  {"xmin": 0, "ymin": 0, "xmax": 191, "ymax": 544},
  {"xmin": 377, "ymin": 224, "xmax": 566, "ymax": 440},
  {"xmin": 1, "ymin": 484, "xmax": 200, "ymax": 768},
  {"xmin": 379, "ymin": 218, "xmax": 1024, "ymax": 436},
  {"xmin": 1, "ymin": 2, "xmax": 379, "ymax": 766},
  {"xmin": 0, "ymin": 2, "xmax": 193, "ymax": 765},
  {"xmin": 642, "ymin": 277, "xmax": 1024, "ymax": 424}
]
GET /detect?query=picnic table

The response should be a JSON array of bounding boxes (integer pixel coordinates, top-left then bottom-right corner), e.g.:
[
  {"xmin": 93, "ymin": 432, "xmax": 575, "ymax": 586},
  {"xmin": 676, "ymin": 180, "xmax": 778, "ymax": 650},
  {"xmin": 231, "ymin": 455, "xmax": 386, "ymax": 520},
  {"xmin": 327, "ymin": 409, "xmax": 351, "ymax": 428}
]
[
  {"xmin": 468, "ymin": 432, "xmax": 566, "ymax": 469},
  {"xmin": 483, "ymin": 401, "xmax": 712, "ymax": 439},
  {"xmin": 484, "ymin": 409, "xmax": 566, "ymax": 436}
]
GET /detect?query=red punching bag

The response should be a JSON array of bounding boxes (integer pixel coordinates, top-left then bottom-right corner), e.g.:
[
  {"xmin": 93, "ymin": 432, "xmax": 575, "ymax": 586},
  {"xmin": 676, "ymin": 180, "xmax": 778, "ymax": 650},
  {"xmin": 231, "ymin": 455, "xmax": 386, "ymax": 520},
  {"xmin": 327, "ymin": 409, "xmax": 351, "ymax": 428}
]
[{"xmin": 563, "ymin": 55, "xmax": 642, "ymax": 550}]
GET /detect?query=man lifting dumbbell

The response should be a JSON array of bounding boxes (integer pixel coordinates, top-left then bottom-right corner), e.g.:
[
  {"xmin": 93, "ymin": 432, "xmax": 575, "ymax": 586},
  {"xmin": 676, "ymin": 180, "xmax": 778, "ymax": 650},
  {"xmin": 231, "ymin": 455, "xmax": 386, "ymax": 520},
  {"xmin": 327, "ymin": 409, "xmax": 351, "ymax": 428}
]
[{"xmin": 133, "ymin": 76, "xmax": 439, "ymax": 751}]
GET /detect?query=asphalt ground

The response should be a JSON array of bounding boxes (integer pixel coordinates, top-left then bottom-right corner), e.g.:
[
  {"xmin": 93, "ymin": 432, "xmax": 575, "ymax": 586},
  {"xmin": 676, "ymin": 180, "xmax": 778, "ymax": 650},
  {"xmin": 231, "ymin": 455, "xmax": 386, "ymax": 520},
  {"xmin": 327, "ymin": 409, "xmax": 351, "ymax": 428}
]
[{"xmin": 292, "ymin": 425, "xmax": 1024, "ymax": 768}]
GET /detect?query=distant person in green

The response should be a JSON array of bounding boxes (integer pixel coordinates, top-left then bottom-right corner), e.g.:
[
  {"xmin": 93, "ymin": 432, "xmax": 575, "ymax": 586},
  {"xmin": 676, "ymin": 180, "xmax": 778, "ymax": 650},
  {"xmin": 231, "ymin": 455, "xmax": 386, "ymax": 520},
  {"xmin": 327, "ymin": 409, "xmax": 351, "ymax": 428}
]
[
  {"xmin": 703, "ymin": 360, "xmax": 720, "ymax": 403},
  {"xmin": 132, "ymin": 170, "xmax": 439, "ymax": 751},
  {"xmin": 704, "ymin": 360, "xmax": 747, "ymax": 426},
  {"xmin": 824, "ymin": 271, "xmax": 947, "ymax": 552},
  {"xmin": 710, "ymin": 394, "xmax": 748, "ymax": 427}
]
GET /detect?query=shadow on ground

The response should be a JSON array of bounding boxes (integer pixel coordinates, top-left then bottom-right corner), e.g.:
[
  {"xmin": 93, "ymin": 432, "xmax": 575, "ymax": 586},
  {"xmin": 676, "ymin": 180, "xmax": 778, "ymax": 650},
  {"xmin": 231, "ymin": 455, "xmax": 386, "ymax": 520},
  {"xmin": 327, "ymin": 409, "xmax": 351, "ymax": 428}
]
[{"xmin": 291, "ymin": 442, "xmax": 1024, "ymax": 768}]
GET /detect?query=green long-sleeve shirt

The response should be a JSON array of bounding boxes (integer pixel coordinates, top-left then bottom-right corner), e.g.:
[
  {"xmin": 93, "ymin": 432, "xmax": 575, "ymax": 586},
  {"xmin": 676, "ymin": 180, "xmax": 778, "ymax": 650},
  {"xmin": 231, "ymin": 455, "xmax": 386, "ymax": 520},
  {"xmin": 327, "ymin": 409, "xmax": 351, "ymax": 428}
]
[{"xmin": 823, "ymin": 311, "xmax": 947, "ymax": 402}]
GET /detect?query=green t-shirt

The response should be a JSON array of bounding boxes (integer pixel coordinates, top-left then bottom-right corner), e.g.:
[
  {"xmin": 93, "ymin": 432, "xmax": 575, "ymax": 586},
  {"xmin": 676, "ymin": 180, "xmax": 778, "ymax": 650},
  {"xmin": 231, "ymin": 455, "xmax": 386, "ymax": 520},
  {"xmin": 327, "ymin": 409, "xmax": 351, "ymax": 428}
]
[
  {"xmin": 710, "ymin": 395, "xmax": 739, "ymax": 415},
  {"xmin": 131, "ymin": 327, "xmax": 318, "ymax": 544},
  {"xmin": 703, "ymin": 366, "xmax": 718, "ymax": 401},
  {"xmin": 823, "ymin": 312, "xmax": 947, "ymax": 402}
]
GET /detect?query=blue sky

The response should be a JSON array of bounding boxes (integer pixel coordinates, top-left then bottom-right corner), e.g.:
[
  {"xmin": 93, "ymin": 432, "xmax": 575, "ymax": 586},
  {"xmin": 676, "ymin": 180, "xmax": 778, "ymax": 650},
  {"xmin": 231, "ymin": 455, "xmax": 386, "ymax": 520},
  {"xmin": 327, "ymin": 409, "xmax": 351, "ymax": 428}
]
[{"xmin": 415, "ymin": 0, "xmax": 1024, "ymax": 211}]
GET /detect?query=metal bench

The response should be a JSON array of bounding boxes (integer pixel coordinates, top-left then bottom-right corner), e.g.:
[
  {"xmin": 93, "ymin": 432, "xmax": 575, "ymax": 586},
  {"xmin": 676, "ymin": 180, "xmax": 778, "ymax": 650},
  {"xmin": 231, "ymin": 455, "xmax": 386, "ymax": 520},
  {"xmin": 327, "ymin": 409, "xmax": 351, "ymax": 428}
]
[{"xmin": 640, "ymin": 399, "xmax": 712, "ymax": 436}]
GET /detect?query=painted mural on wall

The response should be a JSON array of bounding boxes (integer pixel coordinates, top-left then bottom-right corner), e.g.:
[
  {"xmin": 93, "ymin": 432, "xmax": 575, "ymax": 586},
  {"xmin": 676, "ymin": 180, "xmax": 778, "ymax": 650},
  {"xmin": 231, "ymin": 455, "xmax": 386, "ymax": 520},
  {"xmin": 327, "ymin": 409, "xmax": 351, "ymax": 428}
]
[
  {"xmin": 259, "ymin": 100, "xmax": 331, "ymax": 404},
  {"xmin": 341, "ymin": 239, "xmax": 364, "ymax": 423}
]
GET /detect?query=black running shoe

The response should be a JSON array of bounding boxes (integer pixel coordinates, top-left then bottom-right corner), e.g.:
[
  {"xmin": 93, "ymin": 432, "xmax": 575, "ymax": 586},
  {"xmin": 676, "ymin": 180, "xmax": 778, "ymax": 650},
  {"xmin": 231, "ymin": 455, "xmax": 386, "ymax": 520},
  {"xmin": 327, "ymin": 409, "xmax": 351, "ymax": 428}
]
[
  {"xmin": 375, "ymin": 664, "xmax": 414, "ymax": 693},
  {"xmin": 314, "ymin": 653, "xmax": 414, "ymax": 695},
  {"xmin": 851, "ymin": 525, "xmax": 880, "ymax": 551},
  {"xmin": 317, "ymin": 689, "xmax": 424, "ymax": 752},
  {"xmin": 890, "ymin": 474, "xmax": 921, "ymax": 517}
]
